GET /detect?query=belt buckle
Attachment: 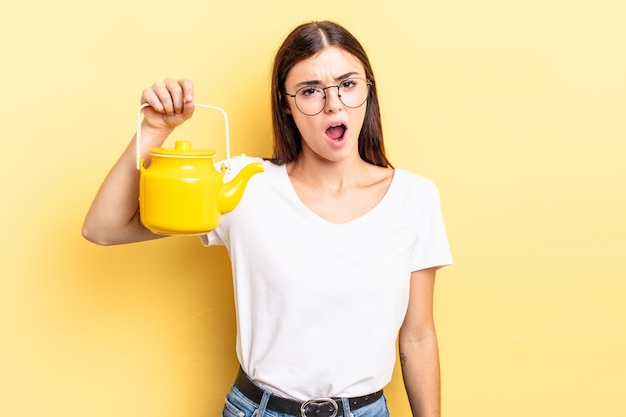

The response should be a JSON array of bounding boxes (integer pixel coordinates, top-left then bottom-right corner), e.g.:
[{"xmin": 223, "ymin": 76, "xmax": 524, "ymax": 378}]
[{"xmin": 300, "ymin": 397, "xmax": 338, "ymax": 417}]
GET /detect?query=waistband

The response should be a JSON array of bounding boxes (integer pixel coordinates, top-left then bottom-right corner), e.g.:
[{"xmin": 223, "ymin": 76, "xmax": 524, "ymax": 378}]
[{"xmin": 234, "ymin": 367, "xmax": 384, "ymax": 417}]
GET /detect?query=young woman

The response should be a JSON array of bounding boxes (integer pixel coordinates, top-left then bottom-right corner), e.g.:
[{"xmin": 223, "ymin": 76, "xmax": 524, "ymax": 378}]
[{"xmin": 83, "ymin": 21, "xmax": 452, "ymax": 417}]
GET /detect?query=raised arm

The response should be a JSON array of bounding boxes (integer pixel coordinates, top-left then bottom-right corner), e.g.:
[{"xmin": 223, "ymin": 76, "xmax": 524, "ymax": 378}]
[{"xmin": 82, "ymin": 79, "xmax": 196, "ymax": 245}]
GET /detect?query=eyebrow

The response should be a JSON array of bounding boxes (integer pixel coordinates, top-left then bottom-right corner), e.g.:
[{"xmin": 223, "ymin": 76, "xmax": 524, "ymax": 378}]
[{"xmin": 295, "ymin": 71, "xmax": 361, "ymax": 88}]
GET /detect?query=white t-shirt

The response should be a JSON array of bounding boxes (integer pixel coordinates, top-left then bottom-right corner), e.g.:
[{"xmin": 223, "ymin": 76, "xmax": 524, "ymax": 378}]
[{"xmin": 203, "ymin": 155, "xmax": 452, "ymax": 400}]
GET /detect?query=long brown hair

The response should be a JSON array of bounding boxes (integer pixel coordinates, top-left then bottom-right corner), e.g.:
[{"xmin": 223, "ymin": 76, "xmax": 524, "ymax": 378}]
[{"xmin": 270, "ymin": 21, "xmax": 392, "ymax": 168}]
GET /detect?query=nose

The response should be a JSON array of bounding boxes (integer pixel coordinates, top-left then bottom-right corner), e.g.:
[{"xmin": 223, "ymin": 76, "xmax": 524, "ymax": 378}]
[{"xmin": 323, "ymin": 86, "xmax": 343, "ymax": 112}]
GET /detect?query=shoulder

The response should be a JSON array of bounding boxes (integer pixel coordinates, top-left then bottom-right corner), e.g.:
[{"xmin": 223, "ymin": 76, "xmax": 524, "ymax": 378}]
[
  {"xmin": 221, "ymin": 154, "xmax": 282, "ymax": 180},
  {"xmin": 222, "ymin": 154, "xmax": 265, "ymax": 171},
  {"xmin": 392, "ymin": 168, "xmax": 440, "ymax": 197}
]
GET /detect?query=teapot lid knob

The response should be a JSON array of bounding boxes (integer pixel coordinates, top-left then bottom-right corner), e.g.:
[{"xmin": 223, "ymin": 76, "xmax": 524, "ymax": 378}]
[{"xmin": 175, "ymin": 141, "xmax": 192, "ymax": 152}]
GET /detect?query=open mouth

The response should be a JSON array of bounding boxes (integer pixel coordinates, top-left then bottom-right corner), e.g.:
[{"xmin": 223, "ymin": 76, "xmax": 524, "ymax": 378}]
[{"xmin": 325, "ymin": 124, "xmax": 346, "ymax": 140}]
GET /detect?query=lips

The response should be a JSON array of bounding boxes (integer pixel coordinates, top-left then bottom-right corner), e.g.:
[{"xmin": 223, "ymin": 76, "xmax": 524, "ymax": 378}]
[{"xmin": 325, "ymin": 123, "xmax": 346, "ymax": 140}]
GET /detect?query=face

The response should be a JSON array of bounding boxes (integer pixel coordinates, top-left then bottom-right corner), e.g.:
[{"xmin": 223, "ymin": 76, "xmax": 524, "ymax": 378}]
[{"xmin": 283, "ymin": 46, "xmax": 368, "ymax": 164}]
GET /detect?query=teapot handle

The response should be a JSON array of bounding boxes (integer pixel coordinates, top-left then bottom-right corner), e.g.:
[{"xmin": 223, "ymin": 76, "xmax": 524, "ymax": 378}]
[{"xmin": 136, "ymin": 103, "xmax": 231, "ymax": 170}]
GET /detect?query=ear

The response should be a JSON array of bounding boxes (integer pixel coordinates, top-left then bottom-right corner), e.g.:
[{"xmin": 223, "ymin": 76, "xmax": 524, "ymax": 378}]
[{"xmin": 278, "ymin": 92, "xmax": 292, "ymax": 114}]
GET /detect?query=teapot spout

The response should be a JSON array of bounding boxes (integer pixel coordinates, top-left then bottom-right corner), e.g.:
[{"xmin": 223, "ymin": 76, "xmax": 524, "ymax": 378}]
[{"xmin": 219, "ymin": 161, "xmax": 265, "ymax": 214}]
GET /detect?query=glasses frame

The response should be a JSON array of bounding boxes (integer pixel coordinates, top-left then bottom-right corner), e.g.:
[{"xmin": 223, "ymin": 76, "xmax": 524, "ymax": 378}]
[{"xmin": 283, "ymin": 77, "xmax": 373, "ymax": 116}]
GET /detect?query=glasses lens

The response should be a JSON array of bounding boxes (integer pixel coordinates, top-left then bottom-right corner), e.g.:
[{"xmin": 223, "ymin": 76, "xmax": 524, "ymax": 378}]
[
  {"xmin": 295, "ymin": 87, "xmax": 325, "ymax": 116},
  {"xmin": 338, "ymin": 78, "xmax": 370, "ymax": 108},
  {"xmin": 294, "ymin": 78, "xmax": 370, "ymax": 116}
]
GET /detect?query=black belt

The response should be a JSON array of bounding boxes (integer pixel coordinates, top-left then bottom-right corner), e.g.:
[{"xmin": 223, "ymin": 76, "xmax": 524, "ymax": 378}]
[{"xmin": 235, "ymin": 367, "xmax": 384, "ymax": 417}]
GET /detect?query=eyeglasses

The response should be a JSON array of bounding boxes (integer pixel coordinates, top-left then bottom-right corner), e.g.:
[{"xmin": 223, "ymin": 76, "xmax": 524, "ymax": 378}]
[{"xmin": 284, "ymin": 77, "xmax": 372, "ymax": 116}]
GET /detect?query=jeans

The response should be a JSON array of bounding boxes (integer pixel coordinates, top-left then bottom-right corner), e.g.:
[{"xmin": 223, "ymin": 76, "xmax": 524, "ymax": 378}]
[{"xmin": 222, "ymin": 384, "xmax": 390, "ymax": 417}]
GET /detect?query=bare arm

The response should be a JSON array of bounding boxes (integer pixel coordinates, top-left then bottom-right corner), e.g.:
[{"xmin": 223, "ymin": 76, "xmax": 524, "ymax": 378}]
[
  {"xmin": 82, "ymin": 79, "xmax": 196, "ymax": 245},
  {"xmin": 399, "ymin": 267, "xmax": 441, "ymax": 417}
]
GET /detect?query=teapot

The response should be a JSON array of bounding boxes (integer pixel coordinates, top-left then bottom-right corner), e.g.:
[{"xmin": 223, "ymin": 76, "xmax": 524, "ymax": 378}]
[{"xmin": 137, "ymin": 103, "xmax": 264, "ymax": 235}]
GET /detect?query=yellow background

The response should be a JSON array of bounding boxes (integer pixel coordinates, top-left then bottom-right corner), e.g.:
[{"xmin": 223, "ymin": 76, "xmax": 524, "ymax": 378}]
[{"xmin": 1, "ymin": 0, "xmax": 625, "ymax": 416}]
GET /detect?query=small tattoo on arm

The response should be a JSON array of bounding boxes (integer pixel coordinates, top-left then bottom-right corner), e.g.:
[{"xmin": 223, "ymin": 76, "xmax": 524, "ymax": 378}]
[{"xmin": 400, "ymin": 352, "xmax": 408, "ymax": 367}]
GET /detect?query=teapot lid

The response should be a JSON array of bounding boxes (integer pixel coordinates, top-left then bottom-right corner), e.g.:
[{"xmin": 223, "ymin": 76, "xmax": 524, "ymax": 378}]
[{"xmin": 150, "ymin": 140, "xmax": 216, "ymax": 157}]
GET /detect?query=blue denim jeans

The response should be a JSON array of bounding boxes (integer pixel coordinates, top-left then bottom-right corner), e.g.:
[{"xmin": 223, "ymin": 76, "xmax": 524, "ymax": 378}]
[{"xmin": 222, "ymin": 384, "xmax": 390, "ymax": 417}]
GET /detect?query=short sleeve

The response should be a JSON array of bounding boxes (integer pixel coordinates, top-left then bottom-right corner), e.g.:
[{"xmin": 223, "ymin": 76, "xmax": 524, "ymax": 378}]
[{"xmin": 410, "ymin": 181, "xmax": 453, "ymax": 271}]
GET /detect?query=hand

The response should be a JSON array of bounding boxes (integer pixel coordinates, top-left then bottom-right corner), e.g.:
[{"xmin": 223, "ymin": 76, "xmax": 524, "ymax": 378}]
[{"xmin": 140, "ymin": 78, "xmax": 195, "ymax": 133}]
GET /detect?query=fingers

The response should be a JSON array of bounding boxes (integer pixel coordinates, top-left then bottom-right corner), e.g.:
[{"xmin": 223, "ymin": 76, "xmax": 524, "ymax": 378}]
[
  {"xmin": 180, "ymin": 79, "xmax": 194, "ymax": 104},
  {"xmin": 180, "ymin": 79, "xmax": 195, "ymax": 119},
  {"xmin": 141, "ymin": 78, "xmax": 194, "ymax": 116}
]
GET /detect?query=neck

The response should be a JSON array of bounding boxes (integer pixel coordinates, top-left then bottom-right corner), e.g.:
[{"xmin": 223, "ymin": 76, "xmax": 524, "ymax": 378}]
[{"xmin": 287, "ymin": 153, "xmax": 369, "ymax": 190}]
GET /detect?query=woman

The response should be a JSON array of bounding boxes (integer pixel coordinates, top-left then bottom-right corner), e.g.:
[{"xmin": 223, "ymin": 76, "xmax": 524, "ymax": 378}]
[{"xmin": 83, "ymin": 21, "xmax": 452, "ymax": 417}]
